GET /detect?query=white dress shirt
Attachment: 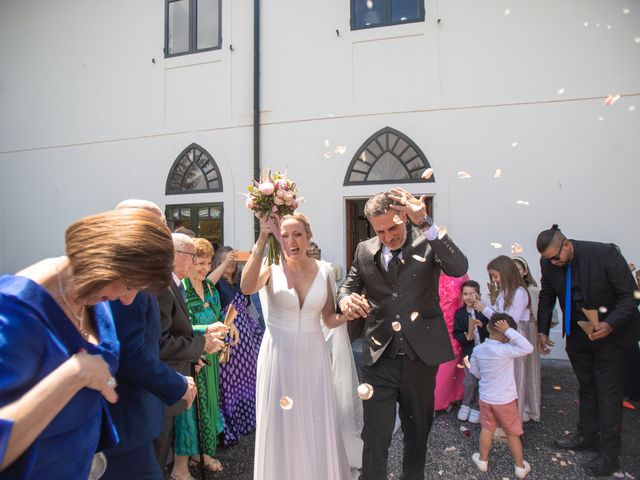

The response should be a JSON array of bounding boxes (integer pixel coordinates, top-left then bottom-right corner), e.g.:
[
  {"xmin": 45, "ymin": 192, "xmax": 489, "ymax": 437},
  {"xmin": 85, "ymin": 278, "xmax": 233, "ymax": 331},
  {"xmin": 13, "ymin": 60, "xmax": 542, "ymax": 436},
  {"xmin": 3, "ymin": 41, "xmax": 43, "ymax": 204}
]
[{"xmin": 469, "ymin": 328, "xmax": 534, "ymax": 404}]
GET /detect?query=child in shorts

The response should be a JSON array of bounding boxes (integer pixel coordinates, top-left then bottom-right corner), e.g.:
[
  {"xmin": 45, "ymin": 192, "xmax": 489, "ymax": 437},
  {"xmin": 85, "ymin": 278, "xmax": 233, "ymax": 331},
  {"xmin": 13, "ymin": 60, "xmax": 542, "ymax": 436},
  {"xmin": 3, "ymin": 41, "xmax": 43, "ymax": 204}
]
[{"xmin": 469, "ymin": 313, "xmax": 534, "ymax": 478}]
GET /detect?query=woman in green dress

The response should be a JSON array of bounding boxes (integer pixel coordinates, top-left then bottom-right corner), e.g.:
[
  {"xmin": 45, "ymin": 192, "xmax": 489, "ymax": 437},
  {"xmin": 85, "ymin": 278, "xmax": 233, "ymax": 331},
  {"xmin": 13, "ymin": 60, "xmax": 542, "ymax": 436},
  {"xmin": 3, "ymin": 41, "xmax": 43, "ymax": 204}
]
[{"xmin": 170, "ymin": 238, "xmax": 225, "ymax": 479}]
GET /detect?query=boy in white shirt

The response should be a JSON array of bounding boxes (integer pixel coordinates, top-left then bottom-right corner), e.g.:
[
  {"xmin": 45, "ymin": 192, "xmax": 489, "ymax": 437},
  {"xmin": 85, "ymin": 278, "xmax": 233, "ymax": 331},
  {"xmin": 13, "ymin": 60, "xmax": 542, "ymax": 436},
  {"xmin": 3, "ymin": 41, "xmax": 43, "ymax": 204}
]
[{"xmin": 469, "ymin": 313, "xmax": 534, "ymax": 479}]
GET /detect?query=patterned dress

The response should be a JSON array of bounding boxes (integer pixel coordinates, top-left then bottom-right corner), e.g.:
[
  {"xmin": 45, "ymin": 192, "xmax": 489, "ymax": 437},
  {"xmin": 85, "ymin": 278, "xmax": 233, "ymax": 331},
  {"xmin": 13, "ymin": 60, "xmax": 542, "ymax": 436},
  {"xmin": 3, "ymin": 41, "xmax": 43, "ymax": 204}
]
[
  {"xmin": 174, "ymin": 278, "xmax": 224, "ymax": 456},
  {"xmin": 217, "ymin": 278, "xmax": 265, "ymax": 446}
]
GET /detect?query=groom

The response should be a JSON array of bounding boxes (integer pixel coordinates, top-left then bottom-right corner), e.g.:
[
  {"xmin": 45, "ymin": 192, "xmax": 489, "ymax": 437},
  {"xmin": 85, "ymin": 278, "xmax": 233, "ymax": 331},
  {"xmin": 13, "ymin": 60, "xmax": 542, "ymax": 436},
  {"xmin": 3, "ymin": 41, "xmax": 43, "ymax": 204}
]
[{"xmin": 337, "ymin": 188, "xmax": 468, "ymax": 480}]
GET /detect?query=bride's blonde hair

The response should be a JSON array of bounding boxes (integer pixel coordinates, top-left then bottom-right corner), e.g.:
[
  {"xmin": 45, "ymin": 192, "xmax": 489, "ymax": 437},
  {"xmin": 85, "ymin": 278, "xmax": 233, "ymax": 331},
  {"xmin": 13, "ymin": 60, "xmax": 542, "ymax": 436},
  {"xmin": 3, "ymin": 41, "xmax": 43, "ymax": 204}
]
[{"xmin": 281, "ymin": 212, "xmax": 313, "ymax": 239}]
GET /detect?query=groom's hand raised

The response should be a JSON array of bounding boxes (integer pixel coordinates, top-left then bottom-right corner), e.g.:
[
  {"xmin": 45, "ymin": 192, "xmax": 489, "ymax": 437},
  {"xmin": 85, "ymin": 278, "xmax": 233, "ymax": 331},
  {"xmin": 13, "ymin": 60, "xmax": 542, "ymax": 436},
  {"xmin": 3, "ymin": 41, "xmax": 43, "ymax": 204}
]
[{"xmin": 339, "ymin": 293, "xmax": 371, "ymax": 319}]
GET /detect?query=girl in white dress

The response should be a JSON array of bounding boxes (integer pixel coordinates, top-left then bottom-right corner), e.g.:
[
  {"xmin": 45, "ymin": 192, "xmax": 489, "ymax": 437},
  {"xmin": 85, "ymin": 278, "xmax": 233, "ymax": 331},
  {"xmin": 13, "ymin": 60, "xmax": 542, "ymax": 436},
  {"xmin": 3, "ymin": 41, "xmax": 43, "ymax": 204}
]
[{"xmin": 241, "ymin": 212, "xmax": 362, "ymax": 480}]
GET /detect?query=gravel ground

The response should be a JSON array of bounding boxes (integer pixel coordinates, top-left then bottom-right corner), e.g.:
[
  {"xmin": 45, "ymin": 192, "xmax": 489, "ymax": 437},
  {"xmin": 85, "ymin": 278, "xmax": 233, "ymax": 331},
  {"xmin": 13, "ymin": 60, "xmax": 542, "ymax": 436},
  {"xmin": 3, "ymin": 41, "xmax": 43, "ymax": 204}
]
[{"xmin": 192, "ymin": 358, "xmax": 640, "ymax": 479}]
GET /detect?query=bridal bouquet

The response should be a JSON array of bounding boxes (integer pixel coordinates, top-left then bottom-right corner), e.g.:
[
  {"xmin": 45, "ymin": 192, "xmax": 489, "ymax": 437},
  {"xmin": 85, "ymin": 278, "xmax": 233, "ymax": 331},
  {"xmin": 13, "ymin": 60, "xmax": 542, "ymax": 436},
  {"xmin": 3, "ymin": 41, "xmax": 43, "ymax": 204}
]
[{"xmin": 246, "ymin": 170, "xmax": 300, "ymax": 265}]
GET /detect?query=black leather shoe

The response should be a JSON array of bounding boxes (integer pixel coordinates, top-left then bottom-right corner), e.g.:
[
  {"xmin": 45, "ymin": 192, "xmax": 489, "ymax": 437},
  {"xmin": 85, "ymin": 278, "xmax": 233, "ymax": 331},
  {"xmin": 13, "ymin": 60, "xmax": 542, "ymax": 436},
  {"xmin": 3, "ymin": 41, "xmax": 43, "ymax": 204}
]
[
  {"xmin": 554, "ymin": 434, "xmax": 598, "ymax": 451},
  {"xmin": 584, "ymin": 454, "xmax": 619, "ymax": 477}
]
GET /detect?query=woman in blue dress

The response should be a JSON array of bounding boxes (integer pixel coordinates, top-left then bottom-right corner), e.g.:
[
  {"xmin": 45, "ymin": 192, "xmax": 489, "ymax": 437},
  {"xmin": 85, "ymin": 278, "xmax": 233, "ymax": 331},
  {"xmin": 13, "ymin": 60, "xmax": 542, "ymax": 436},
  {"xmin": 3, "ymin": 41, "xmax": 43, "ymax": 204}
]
[
  {"xmin": 0, "ymin": 208, "xmax": 174, "ymax": 479},
  {"xmin": 210, "ymin": 246, "xmax": 264, "ymax": 446}
]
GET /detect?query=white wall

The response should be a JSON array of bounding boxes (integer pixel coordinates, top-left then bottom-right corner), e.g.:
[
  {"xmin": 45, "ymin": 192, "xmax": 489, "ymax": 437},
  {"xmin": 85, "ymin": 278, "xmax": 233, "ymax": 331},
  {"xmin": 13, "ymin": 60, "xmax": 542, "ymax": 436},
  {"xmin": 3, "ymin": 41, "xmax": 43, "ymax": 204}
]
[{"xmin": 1, "ymin": 0, "xmax": 639, "ymax": 297}]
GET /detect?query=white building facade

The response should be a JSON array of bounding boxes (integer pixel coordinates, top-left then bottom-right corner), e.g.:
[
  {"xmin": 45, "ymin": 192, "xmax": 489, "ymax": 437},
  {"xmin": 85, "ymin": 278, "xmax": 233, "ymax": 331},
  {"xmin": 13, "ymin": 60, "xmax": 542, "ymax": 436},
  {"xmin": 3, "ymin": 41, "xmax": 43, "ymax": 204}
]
[{"xmin": 2, "ymin": 0, "xmax": 640, "ymax": 354}]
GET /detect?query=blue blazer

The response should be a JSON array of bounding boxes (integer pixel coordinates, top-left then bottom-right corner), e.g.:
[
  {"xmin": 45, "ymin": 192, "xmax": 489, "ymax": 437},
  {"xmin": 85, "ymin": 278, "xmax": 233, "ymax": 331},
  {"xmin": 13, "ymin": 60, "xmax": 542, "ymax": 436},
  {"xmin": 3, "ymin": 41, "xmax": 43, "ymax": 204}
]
[
  {"xmin": 0, "ymin": 275, "xmax": 119, "ymax": 480},
  {"xmin": 106, "ymin": 293, "xmax": 187, "ymax": 453}
]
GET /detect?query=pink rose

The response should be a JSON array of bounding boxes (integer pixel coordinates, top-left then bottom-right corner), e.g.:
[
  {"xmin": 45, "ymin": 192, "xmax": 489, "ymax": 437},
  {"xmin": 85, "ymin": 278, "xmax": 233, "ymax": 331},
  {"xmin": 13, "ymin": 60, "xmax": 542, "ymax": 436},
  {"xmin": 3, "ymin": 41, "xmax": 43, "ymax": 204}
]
[
  {"xmin": 276, "ymin": 190, "xmax": 285, "ymax": 198},
  {"xmin": 283, "ymin": 191, "xmax": 294, "ymax": 201},
  {"xmin": 274, "ymin": 196, "xmax": 285, "ymax": 205},
  {"xmin": 259, "ymin": 182, "xmax": 274, "ymax": 195},
  {"xmin": 245, "ymin": 196, "xmax": 255, "ymax": 209},
  {"xmin": 292, "ymin": 200, "xmax": 299, "ymax": 209}
]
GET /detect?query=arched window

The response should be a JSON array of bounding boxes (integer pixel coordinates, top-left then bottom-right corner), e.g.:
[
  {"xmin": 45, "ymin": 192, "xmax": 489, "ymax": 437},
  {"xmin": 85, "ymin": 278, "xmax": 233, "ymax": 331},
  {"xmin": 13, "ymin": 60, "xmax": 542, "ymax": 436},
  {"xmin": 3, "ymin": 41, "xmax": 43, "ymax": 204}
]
[
  {"xmin": 165, "ymin": 143, "xmax": 223, "ymax": 195},
  {"xmin": 343, "ymin": 127, "xmax": 434, "ymax": 185}
]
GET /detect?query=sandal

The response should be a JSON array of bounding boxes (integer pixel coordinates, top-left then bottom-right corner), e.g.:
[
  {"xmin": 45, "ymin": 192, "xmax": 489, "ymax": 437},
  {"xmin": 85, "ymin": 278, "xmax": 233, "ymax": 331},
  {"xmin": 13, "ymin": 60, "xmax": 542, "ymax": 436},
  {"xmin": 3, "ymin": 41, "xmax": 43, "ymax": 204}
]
[{"xmin": 189, "ymin": 455, "xmax": 223, "ymax": 472}]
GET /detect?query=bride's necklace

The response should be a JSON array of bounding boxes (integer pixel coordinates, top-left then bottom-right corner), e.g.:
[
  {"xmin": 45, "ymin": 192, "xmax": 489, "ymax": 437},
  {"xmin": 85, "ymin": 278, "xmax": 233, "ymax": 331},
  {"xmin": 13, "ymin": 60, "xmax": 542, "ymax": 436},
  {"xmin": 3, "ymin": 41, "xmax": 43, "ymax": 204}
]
[{"xmin": 54, "ymin": 261, "xmax": 90, "ymax": 340}]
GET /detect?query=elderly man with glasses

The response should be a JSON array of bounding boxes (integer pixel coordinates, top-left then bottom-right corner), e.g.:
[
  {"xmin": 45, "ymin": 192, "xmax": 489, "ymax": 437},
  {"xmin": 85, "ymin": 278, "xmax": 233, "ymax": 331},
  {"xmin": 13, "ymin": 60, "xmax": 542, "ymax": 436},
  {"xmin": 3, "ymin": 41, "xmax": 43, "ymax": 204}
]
[{"xmin": 536, "ymin": 224, "xmax": 640, "ymax": 477}]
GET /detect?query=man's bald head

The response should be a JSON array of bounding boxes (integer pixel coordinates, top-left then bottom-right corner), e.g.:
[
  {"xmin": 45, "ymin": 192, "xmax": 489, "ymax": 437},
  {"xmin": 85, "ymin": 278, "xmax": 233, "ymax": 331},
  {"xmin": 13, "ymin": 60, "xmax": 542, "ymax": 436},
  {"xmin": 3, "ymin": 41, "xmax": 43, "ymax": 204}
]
[{"xmin": 116, "ymin": 199, "xmax": 164, "ymax": 220}]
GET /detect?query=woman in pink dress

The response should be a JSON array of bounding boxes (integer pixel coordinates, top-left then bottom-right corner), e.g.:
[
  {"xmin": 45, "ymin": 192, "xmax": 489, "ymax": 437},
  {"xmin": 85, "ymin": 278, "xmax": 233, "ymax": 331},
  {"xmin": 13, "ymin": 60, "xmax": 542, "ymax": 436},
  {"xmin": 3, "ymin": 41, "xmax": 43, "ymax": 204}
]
[{"xmin": 434, "ymin": 272, "xmax": 469, "ymax": 410}]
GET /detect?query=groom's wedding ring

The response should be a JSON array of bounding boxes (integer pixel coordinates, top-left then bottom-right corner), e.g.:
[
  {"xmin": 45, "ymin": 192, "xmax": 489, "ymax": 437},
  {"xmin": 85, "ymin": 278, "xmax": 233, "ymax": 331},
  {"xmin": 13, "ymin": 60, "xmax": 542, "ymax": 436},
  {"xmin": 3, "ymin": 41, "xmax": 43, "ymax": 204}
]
[{"xmin": 107, "ymin": 377, "xmax": 117, "ymax": 389}]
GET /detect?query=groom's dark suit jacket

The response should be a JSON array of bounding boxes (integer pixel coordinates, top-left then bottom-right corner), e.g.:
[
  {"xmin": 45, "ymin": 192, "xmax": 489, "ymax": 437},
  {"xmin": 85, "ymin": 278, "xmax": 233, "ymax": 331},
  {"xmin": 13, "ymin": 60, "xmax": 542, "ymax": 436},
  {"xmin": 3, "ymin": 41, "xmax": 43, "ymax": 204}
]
[{"xmin": 338, "ymin": 225, "xmax": 468, "ymax": 367}]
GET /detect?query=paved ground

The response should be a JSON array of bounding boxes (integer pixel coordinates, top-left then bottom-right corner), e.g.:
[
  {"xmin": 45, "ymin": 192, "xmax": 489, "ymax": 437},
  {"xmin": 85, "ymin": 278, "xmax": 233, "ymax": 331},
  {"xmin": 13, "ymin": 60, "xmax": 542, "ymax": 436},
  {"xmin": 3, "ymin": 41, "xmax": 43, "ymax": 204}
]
[{"xmin": 195, "ymin": 359, "xmax": 640, "ymax": 479}]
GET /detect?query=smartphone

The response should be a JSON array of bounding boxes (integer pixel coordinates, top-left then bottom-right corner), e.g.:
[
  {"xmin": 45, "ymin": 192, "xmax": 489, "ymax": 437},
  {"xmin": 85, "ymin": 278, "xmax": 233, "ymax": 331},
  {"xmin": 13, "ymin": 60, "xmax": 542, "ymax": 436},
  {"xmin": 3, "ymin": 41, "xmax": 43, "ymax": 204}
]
[{"xmin": 234, "ymin": 250, "xmax": 251, "ymax": 262}]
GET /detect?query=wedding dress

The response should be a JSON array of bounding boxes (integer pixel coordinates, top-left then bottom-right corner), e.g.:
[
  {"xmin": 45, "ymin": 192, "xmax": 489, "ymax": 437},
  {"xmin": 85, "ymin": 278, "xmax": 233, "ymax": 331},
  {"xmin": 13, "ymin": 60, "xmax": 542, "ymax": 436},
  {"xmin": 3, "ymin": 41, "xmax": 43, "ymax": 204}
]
[{"xmin": 254, "ymin": 262, "xmax": 362, "ymax": 480}]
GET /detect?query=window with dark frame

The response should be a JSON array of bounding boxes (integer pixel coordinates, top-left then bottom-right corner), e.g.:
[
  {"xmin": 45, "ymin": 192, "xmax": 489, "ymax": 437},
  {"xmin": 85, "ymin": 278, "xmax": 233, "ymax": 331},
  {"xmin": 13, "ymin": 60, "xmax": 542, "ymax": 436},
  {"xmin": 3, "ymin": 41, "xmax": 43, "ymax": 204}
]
[
  {"xmin": 351, "ymin": 0, "xmax": 424, "ymax": 30},
  {"xmin": 166, "ymin": 143, "xmax": 223, "ymax": 195},
  {"xmin": 343, "ymin": 127, "xmax": 434, "ymax": 185},
  {"xmin": 166, "ymin": 203, "xmax": 224, "ymax": 248},
  {"xmin": 165, "ymin": 0, "xmax": 221, "ymax": 57}
]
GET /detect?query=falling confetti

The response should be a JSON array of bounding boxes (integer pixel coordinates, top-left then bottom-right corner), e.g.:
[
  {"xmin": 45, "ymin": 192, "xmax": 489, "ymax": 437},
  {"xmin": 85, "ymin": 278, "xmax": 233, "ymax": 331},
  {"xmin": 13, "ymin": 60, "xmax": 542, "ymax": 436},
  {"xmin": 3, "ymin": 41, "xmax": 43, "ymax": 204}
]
[
  {"xmin": 605, "ymin": 94, "xmax": 621, "ymax": 106},
  {"xmin": 598, "ymin": 116, "xmax": 605, "ymax": 121},
  {"xmin": 511, "ymin": 141, "xmax": 519, "ymax": 147},
  {"xmin": 412, "ymin": 255, "xmax": 426, "ymax": 262},
  {"xmin": 629, "ymin": 105, "xmax": 636, "ymax": 112},
  {"xmin": 366, "ymin": 0, "xmax": 373, "ymax": 8},
  {"xmin": 635, "ymin": 37, "xmax": 640, "ymax": 44},
  {"xmin": 634, "ymin": 290, "xmax": 640, "ymax": 300},
  {"xmin": 360, "ymin": 151, "xmax": 367, "ymax": 163},
  {"xmin": 392, "ymin": 215, "xmax": 404, "ymax": 225},
  {"xmin": 516, "ymin": 200, "xmax": 530, "ymax": 206},
  {"xmin": 438, "ymin": 226, "xmax": 447, "ymax": 239},
  {"xmin": 564, "ymin": 430, "xmax": 571, "ymax": 435},
  {"xmin": 553, "ymin": 385, "xmax": 562, "ymax": 391},
  {"xmin": 504, "ymin": 8, "xmax": 511, "ymax": 15},
  {"xmin": 598, "ymin": 306, "xmax": 608, "ymax": 313},
  {"xmin": 280, "ymin": 396, "xmax": 294, "ymax": 410},
  {"xmin": 410, "ymin": 312, "xmax": 419, "ymax": 321},
  {"xmin": 583, "ymin": 21, "xmax": 589, "ymax": 27},
  {"xmin": 392, "ymin": 321, "xmax": 402, "ymax": 332},
  {"xmin": 357, "ymin": 383, "xmax": 374, "ymax": 400},
  {"xmin": 607, "ymin": 24, "xmax": 612, "ymax": 29},
  {"xmin": 371, "ymin": 337, "xmax": 382, "ymax": 346},
  {"xmin": 323, "ymin": 152, "xmax": 332, "ymax": 159},
  {"xmin": 494, "ymin": 168, "xmax": 502, "ymax": 178},
  {"xmin": 511, "ymin": 243, "xmax": 524, "ymax": 255},
  {"xmin": 421, "ymin": 168, "xmax": 434, "ymax": 179},
  {"xmin": 623, "ymin": 7, "xmax": 630, "ymax": 14},
  {"xmin": 557, "ymin": 88, "xmax": 565, "ymax": 95},
  {"xmin": 459, "ymin": 426, "xmax": 469, "ymax": 432},
  {"xmin": 463, "ymin": 355, "xmax": 471, "ymax": 369},
  {"xmin": 444, "ymin": 446, "xmax": 457, "ymax": 453},
  {"xmin": 324, "ymin": 139, "xmax": 330, "ymax": 147},
  {"xmin": 490, "ymin": 242, "xmax": 503, "ymax": 249},
  {"xmin": 457, "ymin": 171, "xmax": 472, "ymax": 179},
  {"xmin": 335, "ymin": 145, "xmax": 346, "ymax": 155}
]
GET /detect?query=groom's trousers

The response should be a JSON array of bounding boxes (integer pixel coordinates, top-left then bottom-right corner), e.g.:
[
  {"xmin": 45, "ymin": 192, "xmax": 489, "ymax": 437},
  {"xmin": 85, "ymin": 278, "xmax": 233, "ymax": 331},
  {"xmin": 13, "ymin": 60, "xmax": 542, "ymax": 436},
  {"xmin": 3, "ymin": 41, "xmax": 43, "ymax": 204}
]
[{"xmin": 361, "ymin": 355, "xmax": 438, "ymax": 480}]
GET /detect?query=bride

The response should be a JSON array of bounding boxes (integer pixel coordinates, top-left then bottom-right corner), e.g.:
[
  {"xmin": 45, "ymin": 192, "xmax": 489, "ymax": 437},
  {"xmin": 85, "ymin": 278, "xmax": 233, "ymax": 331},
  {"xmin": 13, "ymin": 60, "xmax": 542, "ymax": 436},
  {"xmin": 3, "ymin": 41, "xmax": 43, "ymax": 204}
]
[{"xmin": 241, "ymin": 212, "xmax": 363, "ymax": 480}]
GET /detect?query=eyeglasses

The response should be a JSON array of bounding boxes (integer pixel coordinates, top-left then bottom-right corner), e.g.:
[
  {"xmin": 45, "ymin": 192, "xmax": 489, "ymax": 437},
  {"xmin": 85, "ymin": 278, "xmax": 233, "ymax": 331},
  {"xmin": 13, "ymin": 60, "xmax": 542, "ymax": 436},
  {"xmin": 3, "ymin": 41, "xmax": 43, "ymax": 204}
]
[
  {"xmin": 549, "ymin": 239, "xmax": 566, "ymax": 261},
  {"xmin": 176, "ymin": 250, "xmax": 197, "ymax": 262}
]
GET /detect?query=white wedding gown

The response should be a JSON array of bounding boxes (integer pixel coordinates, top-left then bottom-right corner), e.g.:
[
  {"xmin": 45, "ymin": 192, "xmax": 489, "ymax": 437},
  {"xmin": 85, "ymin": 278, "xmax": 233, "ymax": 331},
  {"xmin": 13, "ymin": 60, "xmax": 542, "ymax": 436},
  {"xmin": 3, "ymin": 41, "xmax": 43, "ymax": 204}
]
[{"xmin": 254, "ymin": 262, "xmax": 362, "ymax": 480}]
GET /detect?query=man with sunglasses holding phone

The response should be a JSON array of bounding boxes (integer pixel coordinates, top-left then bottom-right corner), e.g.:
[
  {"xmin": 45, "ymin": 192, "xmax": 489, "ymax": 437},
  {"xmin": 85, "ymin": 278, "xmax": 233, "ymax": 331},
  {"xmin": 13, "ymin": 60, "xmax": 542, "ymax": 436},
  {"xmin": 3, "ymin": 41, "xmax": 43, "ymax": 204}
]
[{"xmin": 536, "ymin": 224, "xmax": 640, "ymax": 476}]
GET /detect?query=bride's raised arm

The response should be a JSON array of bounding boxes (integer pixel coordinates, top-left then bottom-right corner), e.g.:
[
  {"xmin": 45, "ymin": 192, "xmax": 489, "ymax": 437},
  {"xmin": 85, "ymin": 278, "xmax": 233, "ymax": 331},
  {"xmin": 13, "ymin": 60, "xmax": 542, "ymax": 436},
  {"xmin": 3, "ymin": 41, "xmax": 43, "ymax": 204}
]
[{"xmin": 240, "ymin": 215, "xmax": 272, "ymax": 295}]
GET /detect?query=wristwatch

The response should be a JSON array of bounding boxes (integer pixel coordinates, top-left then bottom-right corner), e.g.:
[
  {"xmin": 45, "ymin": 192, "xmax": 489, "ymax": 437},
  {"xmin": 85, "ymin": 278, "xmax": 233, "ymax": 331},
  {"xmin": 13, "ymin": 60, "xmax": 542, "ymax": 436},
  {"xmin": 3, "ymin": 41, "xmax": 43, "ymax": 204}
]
[{"xmin": 414, "ymin": 215, "xmax": 433, "ymax": 230}]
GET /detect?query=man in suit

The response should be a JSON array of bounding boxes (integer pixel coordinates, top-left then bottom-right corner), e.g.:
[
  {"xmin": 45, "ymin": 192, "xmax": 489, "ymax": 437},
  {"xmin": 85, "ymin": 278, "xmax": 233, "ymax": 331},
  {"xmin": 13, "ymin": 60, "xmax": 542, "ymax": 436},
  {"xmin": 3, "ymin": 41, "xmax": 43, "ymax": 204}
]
[
  {"xmin": 337, "ymin": 188, "xmax": 468, "ymax": 480},
  {"xmin": 154, "ymin": 233, "xmax": 225, "ymax": 473},
  {"xmin": 536, "ymin": 224, "xmax": 640, "ymax": 476},
  {"xmin": 103, "ymin": 200, "xmax": 197, "ymax": 480}
]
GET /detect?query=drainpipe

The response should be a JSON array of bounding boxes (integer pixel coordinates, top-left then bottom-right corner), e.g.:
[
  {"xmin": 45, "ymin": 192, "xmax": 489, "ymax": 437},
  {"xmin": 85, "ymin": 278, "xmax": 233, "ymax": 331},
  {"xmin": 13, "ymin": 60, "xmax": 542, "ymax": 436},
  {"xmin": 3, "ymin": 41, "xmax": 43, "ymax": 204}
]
[{"xmin": 253, "ymin": 0, "xmax": 261, "ymax": 241}]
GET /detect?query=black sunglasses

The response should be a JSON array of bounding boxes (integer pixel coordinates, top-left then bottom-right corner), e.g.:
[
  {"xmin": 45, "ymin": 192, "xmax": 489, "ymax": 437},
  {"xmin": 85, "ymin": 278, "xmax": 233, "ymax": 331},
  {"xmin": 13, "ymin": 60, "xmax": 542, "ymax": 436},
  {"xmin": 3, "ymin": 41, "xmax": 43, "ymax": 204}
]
[{"xmin": 549, "ymin": 239, "xmax": 566, "ymax": 261}]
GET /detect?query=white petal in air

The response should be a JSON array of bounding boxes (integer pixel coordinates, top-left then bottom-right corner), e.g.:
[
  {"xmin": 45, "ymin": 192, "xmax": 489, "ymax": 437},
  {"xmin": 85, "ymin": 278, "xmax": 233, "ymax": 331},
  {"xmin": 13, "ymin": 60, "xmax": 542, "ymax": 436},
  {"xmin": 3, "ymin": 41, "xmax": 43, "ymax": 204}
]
[
  {"xmin": 360, "ymin": 151, "xmax": 367, "ymax": 163},
  {"xmin": 490, "ymin": 242, "xmax": 503, "ymax": 249},
  {"xmin": 511, "ymin": 243, "xmax": 524, "ymax": 255},
  {"xmin": 457, "ymin": 171, "xmax": 472, "ymax": 179},
  {"xmin": 371, "ymin": 336, "xmax": 382, "ymax": 346},
  {"xmin": 598, "ymin": 306, "xmax": 608, "ymax": 314},
  {"xmin": 324, "ymin": 139, "xmax": 330, "ymax": 147},
  {"xmin": 628, "ymin": 105, "xmax": 636, "ymax": 112},
  {"xmin": 516, "ymin": 200, "xmax": 530, "ymax": 206},
  {"xmin": 392, "ymin": 215, "xmax": 404, "ymax": 225},
  {"xmin": 421, "ymin": 168, "xmax": 434, "ymax": 179},
  {"xmin": 357, "ymin": 383, "xmax": 374, "ymax": 400},
  {"xmin": 557, "ymin": 88, "xmax": 565, "ymax": 95},
  {"xmin": 635, "ymin": 37, "xmax": 640, "ymax": 44},
  {"xmin": 280, "ymin": 396, "xmax": 294, "ymax": 410},
  {"xmin": 437, "ymin": 226, "xmax": 447, "ymax": 239},
  {"xmin": 323, "ymin": 152, "xmax": 332, "ymax": 159},
  {"xmin": 335, "ymin": 145, "xmax": 347, "ymax": 154},
  {"xmin": 392, "ymin": 321, "xmax": 402, "ymax": 332},
  {"xmin": 511, "ymin": 141, "xmax": 519, "ymax": 147},
  {"xmin": 634, "ymin": 290, "xmax": 640, "ymax": 300},
  {"xmin": 494, "ymin": 168, "xmax": 502, "ymax": 178},
  {"xmin": 504, "ymin": 8, "xmax": 511, "ymax": 15},
  {"xmin": 410, "ymin": 311, "xmax": 419, "ymax": 321},
  {"xmin": 604, "ymin": 94, "xmax": 621, "ymax": 106},
  {"xmin": 623, "ymin": 8, "xmax": 630, "ymax": 14},
  {"xmin": 412, "ymin": 255, "xmax": 426, "ymax": 263}
]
